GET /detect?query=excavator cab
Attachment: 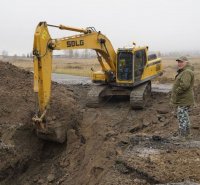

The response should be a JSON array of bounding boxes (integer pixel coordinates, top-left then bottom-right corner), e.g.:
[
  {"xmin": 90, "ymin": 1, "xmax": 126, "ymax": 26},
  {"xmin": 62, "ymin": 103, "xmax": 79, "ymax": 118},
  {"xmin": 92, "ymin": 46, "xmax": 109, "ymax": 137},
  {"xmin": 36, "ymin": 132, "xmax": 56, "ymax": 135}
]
[{"xmin": 116, "ymin": 47, "xmax": 148, "ymax": 85}]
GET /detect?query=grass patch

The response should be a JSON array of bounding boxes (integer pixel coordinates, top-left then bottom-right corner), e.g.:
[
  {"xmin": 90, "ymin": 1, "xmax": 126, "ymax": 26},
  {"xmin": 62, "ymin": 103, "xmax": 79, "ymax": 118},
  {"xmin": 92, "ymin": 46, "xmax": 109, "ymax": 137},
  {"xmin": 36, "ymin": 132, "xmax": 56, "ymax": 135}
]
[{"xmin": 10, "ymin": 57, "xmax": 200, "ymax": 84}]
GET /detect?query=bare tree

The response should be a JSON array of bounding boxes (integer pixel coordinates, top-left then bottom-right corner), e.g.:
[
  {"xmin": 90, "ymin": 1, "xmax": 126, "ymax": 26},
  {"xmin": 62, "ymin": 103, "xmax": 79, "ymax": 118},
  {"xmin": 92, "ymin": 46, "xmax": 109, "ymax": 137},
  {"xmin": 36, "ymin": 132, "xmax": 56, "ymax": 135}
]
[
  {"xmin": 2, "ymin": 50, "xmax": 8, "ymax": 57},
  {"xmin": 84, "ymin": 49, "xmax": 89, "ymax": 58},
  {"xmin": 74, "ymin": 50, "xmax": 79, "ymax": 58},
  {"xmin": 69, "ymin": 50, "xmax": 74, "ymax": 58}
]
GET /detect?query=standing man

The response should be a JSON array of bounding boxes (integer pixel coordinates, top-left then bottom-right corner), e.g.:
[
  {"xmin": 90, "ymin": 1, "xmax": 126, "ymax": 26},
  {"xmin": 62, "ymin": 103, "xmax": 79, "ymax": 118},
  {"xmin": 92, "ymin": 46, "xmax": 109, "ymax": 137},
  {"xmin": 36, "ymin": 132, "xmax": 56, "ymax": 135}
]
[{"xmin": 171, "ymin": 56, "xmax": 195, "ymax": 137}]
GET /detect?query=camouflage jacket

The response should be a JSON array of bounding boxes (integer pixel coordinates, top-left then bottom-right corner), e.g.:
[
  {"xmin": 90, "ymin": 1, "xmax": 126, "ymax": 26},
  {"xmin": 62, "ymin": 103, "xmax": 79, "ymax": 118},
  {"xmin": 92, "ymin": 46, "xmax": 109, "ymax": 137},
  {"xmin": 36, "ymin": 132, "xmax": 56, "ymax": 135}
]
[{"xmin": 170, "ymin": 64, "xmax": 195, "ymax": 106}]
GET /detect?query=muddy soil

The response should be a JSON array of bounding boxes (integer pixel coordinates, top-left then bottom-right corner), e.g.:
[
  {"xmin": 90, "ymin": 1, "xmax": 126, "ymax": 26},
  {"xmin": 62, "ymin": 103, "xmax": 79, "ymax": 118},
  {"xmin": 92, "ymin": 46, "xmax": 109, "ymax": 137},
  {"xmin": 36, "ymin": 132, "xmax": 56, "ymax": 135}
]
[
  {"xmin": 0, "ymin": 61, "xmax": 200, "ymax": 185},
  {"xmin": 0, "ymin": 61, "xmax": 81, "ymax": 184}
]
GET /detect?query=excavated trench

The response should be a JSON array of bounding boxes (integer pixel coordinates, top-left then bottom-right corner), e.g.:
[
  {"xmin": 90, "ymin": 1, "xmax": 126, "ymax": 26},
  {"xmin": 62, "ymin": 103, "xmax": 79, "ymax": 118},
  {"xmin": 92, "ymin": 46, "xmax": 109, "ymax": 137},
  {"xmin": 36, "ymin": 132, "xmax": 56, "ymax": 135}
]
[{"xmin": 0, "ymin": 61, "xmax": 200, "ymax": 185}]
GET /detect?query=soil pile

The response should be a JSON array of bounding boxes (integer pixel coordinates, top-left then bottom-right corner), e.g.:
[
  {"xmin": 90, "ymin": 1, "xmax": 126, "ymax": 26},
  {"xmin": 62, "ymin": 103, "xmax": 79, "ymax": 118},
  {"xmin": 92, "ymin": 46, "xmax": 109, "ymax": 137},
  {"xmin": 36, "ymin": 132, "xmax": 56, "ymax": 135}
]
[
  {"xmin": 0, "ymin": 61, "xmax": 81, "ymax": 184},
  {"xmin": 0, "ymin": 61, "xmax": 200, "ymax": 185}
]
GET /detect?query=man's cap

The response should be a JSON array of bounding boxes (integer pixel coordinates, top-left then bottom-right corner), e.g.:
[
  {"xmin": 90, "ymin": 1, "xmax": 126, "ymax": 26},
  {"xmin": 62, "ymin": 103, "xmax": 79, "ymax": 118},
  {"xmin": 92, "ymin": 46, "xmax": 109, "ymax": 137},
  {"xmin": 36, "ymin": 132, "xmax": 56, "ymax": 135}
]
[{"xmin": 176, "ymin": 56, "xmax": 188, "ymax": 62}]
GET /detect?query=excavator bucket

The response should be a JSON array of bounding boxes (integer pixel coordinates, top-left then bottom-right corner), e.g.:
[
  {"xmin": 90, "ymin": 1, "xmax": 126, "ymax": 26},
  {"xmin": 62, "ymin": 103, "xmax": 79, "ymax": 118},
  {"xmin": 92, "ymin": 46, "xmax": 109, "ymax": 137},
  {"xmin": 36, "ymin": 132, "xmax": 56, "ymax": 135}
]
[{"xmin": 35, "ymin": 121, "xmax": 67, "ymax": 143}]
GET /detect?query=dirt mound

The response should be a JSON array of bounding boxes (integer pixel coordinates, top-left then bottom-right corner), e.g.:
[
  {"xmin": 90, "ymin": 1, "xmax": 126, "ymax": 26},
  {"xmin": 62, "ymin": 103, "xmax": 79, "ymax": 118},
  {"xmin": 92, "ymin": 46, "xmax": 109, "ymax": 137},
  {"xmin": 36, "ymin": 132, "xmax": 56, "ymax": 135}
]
[
  {"xmin": 0, "ymin": 61, "xmax": 200, "ymax": 185},
  {"xmin": 0, "ymin": 61, "xmax": 81, "ymax": 184}
]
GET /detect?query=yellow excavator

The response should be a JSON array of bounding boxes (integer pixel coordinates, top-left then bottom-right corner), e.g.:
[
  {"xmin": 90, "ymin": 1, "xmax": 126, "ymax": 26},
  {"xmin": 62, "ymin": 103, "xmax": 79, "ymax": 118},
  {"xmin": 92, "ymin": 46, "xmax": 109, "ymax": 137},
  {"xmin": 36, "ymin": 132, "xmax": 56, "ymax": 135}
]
[{"xmin": 32, "ymin": 22, "xmax": 162, "ymax": 142}]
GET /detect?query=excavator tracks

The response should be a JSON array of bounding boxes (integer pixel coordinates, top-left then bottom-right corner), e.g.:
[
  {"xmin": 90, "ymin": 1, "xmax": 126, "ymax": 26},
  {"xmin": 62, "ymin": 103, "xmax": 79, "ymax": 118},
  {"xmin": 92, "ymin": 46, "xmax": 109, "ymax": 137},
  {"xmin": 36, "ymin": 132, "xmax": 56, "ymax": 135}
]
[
  {"xmin": 130, "ymin": 81, "xmax": 151, "ymax": 109},
  {"xmin": 86, "ymin": 85, "xmax": 108, "ymax": 108}
]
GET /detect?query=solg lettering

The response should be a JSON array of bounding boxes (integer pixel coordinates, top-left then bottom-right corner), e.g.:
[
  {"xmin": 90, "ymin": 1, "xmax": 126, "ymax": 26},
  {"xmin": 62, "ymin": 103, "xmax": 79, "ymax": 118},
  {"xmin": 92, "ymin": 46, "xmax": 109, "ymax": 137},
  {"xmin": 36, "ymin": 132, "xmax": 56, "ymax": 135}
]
[{"xmin": 67, "ymin": 40, "xmax": 84, "ymax": 47}]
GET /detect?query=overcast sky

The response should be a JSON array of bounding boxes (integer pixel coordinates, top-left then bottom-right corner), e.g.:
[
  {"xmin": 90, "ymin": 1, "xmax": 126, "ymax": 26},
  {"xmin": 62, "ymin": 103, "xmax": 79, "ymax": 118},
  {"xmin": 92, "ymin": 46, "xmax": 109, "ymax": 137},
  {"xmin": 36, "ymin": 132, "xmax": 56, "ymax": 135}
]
[{"xmin": 0, "ymin": 0, "xmax": 200, "ymax": 55}]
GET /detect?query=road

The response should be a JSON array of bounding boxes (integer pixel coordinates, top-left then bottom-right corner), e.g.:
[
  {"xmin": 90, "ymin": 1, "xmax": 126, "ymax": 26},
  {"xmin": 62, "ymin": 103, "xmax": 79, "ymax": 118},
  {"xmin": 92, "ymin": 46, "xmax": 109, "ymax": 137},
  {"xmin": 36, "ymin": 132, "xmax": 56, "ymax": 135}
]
[{"xmin": 52, "ymin": 73, "xmax": 172, "ymax": 93}]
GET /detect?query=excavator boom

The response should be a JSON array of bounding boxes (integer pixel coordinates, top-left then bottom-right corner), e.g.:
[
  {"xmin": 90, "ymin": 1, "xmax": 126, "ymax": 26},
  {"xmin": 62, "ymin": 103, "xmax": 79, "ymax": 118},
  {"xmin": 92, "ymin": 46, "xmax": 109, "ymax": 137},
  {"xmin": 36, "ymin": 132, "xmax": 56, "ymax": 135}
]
[{"xmin": 32, "ymin": 22, "xmax": 117, "ymax": 137}]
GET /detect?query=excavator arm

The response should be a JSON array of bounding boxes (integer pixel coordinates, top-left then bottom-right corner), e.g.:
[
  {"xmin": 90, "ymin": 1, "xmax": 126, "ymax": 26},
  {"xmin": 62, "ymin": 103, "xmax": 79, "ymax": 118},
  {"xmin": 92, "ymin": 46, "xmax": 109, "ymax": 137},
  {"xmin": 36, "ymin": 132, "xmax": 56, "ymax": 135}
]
[
  {"xmin": 32, "ymin": 22, "xmax": 116, "ymax": 128},
  {"xmin": 33, "ymin": 22, "xmax": 52, "ymax": 121}
]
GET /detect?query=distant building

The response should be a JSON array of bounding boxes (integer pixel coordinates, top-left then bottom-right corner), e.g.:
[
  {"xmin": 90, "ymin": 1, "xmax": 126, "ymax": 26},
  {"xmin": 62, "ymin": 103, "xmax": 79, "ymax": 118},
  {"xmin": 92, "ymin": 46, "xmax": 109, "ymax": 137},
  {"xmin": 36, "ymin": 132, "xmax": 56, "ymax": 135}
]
[{"xmin": 0, "ymin": 55, "xmax": 3, "ymax": 60}]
